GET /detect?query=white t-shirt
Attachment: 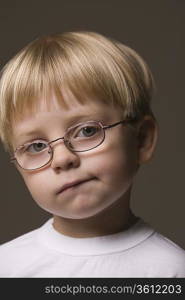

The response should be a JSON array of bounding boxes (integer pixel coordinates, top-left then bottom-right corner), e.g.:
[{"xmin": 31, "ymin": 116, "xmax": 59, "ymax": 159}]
[{"xmin": 0, "ymin": 218, "xmax": 185, "ymax": 277}]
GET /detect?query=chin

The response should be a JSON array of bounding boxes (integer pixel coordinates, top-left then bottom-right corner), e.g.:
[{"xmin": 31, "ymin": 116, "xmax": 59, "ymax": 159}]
[{"xmin": 52, "ymin": 203, "xmax": 108, "ymax": 220}]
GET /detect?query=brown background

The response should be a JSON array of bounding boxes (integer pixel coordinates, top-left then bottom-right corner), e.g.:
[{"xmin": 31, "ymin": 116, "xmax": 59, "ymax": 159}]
[{"xmin": 0, "ymin": 0, "xmax": 184, "ymax": 249}]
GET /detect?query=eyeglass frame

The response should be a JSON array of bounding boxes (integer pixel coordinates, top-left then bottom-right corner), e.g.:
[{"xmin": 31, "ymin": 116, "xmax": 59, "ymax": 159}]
[{"xmin": 10, "ymin": 117, "xmax": 138, "ymax": 170}]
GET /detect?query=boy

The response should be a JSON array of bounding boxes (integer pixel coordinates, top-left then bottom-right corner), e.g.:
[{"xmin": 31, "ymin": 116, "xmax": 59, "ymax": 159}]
[{"xmin": 0, "ymin": 31, "xmax": 184, "ymax": 277}]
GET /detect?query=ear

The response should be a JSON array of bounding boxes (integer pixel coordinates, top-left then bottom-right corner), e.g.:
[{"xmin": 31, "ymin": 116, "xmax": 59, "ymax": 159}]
[{"xmin": 136, "ymin": 115, "xmax": 158, "ymax": 165}]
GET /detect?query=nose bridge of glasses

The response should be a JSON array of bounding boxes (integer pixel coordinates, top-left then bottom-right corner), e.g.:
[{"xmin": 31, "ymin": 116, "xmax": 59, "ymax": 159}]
[{"xmin": 48, "ymin": 136, "xmax": 65, "ymax": 148}]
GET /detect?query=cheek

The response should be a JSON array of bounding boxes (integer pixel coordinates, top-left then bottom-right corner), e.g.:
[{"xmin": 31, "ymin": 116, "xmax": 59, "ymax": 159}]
[
  {"xmin": 86, "ymin": 139, "xmax": 138, "ymax": 189},
  {"xmin": 19, "ymin": 170, "xmax": 51, "ymax": 205}
]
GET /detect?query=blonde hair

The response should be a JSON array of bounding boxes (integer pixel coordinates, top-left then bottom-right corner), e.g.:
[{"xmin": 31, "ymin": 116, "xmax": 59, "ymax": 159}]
[{"xmin": 0, "ymin": 31, "xmax": 155, "ymax": 151}]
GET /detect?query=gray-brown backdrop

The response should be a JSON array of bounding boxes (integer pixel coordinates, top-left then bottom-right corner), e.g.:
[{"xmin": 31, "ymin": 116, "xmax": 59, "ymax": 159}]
[{"xmin": 0, "ymin": 0, "xmax": 184, "ymax": 249}]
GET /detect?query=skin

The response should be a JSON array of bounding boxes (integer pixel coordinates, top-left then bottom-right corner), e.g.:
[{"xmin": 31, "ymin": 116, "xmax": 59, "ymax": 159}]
[{"xmin": 11, "ymin": 90, "xmax": 158, "ymax": 237}]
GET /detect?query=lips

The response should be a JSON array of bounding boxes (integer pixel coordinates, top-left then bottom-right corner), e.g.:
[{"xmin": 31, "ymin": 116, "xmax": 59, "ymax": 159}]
[{"xmin": 56, "ymin": 178, "xmax": 95, "ymax": 195}]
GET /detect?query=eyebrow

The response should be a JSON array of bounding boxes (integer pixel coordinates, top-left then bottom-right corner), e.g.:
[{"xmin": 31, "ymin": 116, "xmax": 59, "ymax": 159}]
[{"xmin": 17, "ymin": 131, "xmax": 45, "ymax": 140}]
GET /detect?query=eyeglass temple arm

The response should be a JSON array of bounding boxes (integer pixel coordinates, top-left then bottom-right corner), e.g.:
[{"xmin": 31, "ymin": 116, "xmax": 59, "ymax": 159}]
[{"xmin": 103, "ymin": 118, "xmax": 138, "ymax": 130}]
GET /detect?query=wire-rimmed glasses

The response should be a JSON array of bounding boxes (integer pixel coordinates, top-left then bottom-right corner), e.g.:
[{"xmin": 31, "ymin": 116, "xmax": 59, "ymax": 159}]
[{"xmin": 11, "ymin": 118, "xmax": 137, "ymax": 170}]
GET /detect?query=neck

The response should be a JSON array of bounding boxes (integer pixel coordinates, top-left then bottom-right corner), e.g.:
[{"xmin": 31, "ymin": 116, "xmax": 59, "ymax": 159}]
[{"xmin": 52, "ymin": 188, "xmax": 139, "ymax": 238}]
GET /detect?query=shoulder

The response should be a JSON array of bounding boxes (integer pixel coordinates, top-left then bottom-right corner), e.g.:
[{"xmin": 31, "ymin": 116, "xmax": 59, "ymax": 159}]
[
  {"xmin": 146, "ymin": 231, "xmax": 185, "ymax": 257},
  {"xmin": 139, "ymin": 230, "xmax": 185, "ymax": 277},
  {"xmin": 0, "ymin": 227, "xmax": 39, "ymax": 257},
  {"xmin": 0, "ymin": 227, "xmax": 39, "ymax": 249},
  {"xmin": 124, "ymin": 219, "xmax": 185, "ymax": 277},
  {"xmin": 0, "ymin": 220, "xmax": 50, "ymax": 277},
  {"xmin": 0, "ymin": 218, "xmax": 53, "ymax": 252}
]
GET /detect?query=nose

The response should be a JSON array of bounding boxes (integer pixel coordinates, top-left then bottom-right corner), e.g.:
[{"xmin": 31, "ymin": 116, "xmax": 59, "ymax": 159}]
[{"xmin": 50, "ymin": 140, "xmax": 80, "ymax": 171}]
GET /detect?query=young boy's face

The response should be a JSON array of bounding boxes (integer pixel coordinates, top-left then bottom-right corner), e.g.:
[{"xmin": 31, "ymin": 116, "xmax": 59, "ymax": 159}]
[{"xmin": 11, "ymin": 90, "xmax": 139, "ymax": 220}]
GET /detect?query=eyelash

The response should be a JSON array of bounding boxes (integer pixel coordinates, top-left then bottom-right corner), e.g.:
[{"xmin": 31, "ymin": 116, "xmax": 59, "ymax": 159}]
[
  {"xmin": 16, "ymin": 138, "xmax": 46, "ymax": 152},
  {"xmin": 24, "ymin": 137, "xmax": 47, "ymax": 144}
]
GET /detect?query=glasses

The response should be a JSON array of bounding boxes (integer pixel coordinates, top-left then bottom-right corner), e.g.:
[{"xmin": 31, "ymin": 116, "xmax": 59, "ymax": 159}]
[{"xmin": 11, "ymin": 118, "xmax": 137, "ymax": 170}]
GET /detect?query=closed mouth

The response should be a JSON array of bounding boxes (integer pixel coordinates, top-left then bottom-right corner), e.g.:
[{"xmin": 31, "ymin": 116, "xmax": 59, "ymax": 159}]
[{"xmin": 56, "ymin": 178, "xmax": 96, "ymax": 194}]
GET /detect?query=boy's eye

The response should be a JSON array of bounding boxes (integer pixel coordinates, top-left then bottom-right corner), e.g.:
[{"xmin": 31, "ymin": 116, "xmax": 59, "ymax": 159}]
[
  {"xmin": 75, "ymin": 125, "xmax": 100, "ymax": 138},
  {"xmin": 25, "ymin": 142, "xmax": 48, "ymax": 153}
]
